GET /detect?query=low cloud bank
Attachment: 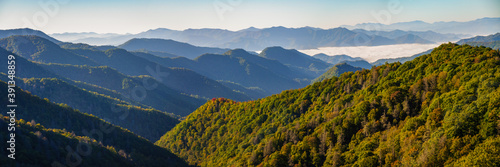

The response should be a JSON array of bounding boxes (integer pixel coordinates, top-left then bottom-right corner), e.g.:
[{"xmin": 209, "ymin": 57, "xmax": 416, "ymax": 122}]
[{"xmin": 300, "ymin": 43, "xmax": 443, "ymax": 63}]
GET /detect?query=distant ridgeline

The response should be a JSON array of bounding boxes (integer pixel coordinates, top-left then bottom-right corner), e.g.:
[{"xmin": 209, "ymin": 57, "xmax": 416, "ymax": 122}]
[{"xmin": 457, "ymin": 33, "xmax": 500, "ymax": 50}]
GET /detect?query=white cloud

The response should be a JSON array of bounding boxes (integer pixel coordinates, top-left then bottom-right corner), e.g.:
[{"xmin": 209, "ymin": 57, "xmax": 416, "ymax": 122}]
[{"xmin": 299, "ymin": 43, "xmax": 443, "ymax": 63}]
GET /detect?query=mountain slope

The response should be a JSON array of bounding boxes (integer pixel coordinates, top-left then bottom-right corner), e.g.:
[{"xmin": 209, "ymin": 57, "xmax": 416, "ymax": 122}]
[
  {"xmin": 352, "ymin": 29, "xmax": 464, "ymax": 43},
  {"xmin": 0, "ymin": 35, "xmax": 98, "ymax": 65},
  {"xmin": 372, "ymin": 48, "xmax": 433, "ymax": 66},
  {"xmin": 0, "ymin": 46, "xmax": 57, "ymax": 78},
  {"xmin": 343, "ymin": 60, "xmax": 373, "ymax": 69},
  {"xmin": 192, "ymin": 50, "xmax": 308, "ymax": 94},
  {"xmin": 221, "ymin": 27, "xmax": 398, "ymax": 50},
  {"xmin": 118, "ymin": 38, "xmax": 229, "ymax": 59},
  {"xmin": 18, "ymin": 78, "xmax": 180, "ymax": 142},
  {"xmin": 0, "ymin": 47, "xmax": 156, "ymax": 108},
  {"xmin": 312, "ymin": 63, "xmax": 362, "ymax": 83},
  {"xmin": 156, "ymin": 43, "xmax": 500, "ymax": 166},
  {"xmin": 0, "ymin": 80, "xmax": 189, "ymax": 166}
]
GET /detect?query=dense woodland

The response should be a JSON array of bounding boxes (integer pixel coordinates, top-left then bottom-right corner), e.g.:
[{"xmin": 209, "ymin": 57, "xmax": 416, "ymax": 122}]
[
  {"xmin": 0, "ymin": 81, "xmax": 189, "ymax": 166},
  {"xmin": 312, "ymin": 63, "xmax": 362, "ymax": 83},
  {"xmin": 156, "ymin": 44, "xmax": 500, "ymax": 166}
]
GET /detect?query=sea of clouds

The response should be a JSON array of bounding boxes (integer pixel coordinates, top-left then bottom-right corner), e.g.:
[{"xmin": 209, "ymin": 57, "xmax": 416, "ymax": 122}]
[{"xmin": 299, "ymin": 43, "xmax": 444, "ymax": 63}]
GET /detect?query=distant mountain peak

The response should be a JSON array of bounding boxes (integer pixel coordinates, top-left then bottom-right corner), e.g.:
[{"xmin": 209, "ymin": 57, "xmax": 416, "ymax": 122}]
[
  {"xmin": 223, "ymin": 48, "xmax": 251, "ymax": 56},
  {"xmin": 239, "ymin": 27, "xmax": 260, "ymax": 32}
]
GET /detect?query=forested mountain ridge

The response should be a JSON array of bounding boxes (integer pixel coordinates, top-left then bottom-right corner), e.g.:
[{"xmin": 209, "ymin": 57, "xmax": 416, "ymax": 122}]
[
  {"xmin": 118, "ymin": 38, "xmax": 229, "ymax": 59},
  {"xmin": 457, "ymin": 33, "xmax": 500, "ymax": 50},
  {"xmin": 132, "ymin": 48, "xmax": 315, "ymax": 97},
  {"xmin": 312, "ymin": 63, "xmax": 362, "ymax": 83},
  {"xmin": 156, "ymin": 43, "xmax": 500, "ymax": 166},
  {"xmin": 18, "ymin": 78, "xmax": 181, "ymax": 142},
  {"xmin": 0, "ymin": 116, "xmax": 135, "ymax": 167},
  {"xmin": 0, "ymin": 81, "xmax": 189, "ymax": 166},
  {"xmin": 259, "ymin": 46, "xmax": 332, "ymax": 77},
  {"xmin": 0, "ymin": 35, "xmax": 98, "ymax": 66},
  {"xmin": 0, "ymin": 35, "xmax": 252, "ymax": 104}
]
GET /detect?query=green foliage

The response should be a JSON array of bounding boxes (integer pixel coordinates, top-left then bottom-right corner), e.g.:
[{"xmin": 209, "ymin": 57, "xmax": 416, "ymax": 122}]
[
  {"xmin": 156, "ymin": 43, "xmax": 500, "ymax": 166},
  {"xmin": 19, "ymin": 77, "xmax": 180, "ymax": 141},
  {"xmin": 37, "ymin": 63, "xmax": 204, "ymax": 116},
  {"xmin": 0, "ymin": 81, "xmax": 189, "ymax": 166},
  {"xmin": 312, "ymin": 63, "xmax": 363, "ymax": 83},
  {"xmin": 134, "ymin": 48, "xmax": 313, "ymax": 97},
  {"xmin": 0, "ymin": 35, "xmax": 98, "ymax": 65},
  {"xmin": 463, "ymin": 41, "xmax": 500, "ymax": 50},
  {"xmin": 0, "ymin": 116, "xmax": 134, "ymax": 167}
]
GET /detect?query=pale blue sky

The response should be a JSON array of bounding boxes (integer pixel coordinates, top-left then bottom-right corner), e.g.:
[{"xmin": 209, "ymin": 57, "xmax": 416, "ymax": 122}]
[{"xmin": 0, "ymin": 0, "xmax": 498, "ymax": 34}]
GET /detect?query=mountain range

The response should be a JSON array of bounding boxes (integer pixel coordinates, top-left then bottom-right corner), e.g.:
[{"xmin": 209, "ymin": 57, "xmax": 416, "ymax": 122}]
[
  {"xmin": 113, "ymin": 38, "xmax": 335, "ymax": 96},
  {"xmin": 50, "ymin": 26, "xmax": 464, "ymax": 51},
  {"xmin": 311, "ymin": 63, "xmax": 363, "ymax": 83},
  {"xmin": 343, "ymin": 17, "xmax": 500, "ymax": 36}
]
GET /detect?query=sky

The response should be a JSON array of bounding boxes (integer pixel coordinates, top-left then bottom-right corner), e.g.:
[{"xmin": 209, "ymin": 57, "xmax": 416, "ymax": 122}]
[{"xmin": 0, "ymin": 0, "xmax": 499, "ymax": 34}]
